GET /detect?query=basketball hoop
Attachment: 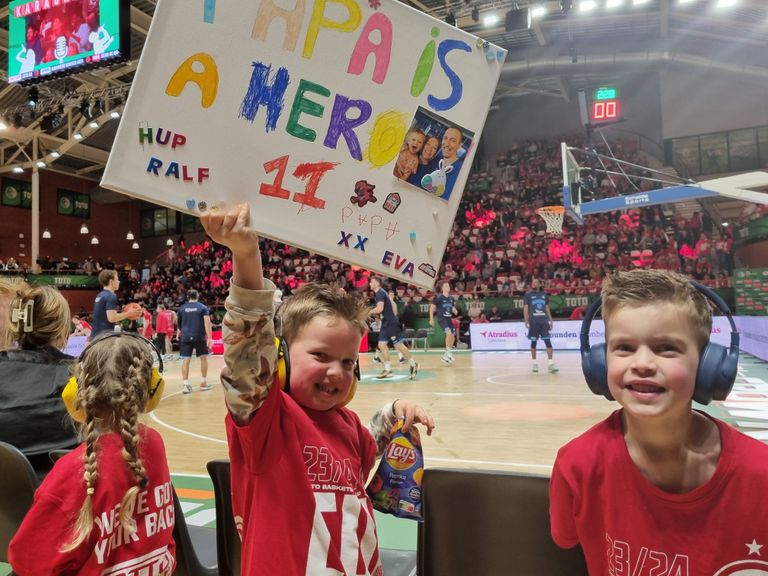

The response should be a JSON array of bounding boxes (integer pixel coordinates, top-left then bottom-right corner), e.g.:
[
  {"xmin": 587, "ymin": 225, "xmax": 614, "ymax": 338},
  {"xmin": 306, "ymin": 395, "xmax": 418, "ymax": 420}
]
[{"xmin": 536, "ymin": 206, "xmax": 565, "ymax": 235}]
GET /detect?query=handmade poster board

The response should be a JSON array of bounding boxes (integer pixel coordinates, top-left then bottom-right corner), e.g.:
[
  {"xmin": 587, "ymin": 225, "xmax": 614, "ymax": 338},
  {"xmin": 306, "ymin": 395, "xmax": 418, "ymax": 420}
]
[{"xmin": 101, "ymin": 0, "xmax": 506, "ymax": 288}]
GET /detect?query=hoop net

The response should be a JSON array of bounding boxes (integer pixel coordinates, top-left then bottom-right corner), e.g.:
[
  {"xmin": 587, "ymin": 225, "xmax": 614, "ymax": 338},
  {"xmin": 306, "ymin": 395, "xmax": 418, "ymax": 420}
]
[{"xmin": 536, "ymin": 206, "xmax": 565, "ymax": 235}]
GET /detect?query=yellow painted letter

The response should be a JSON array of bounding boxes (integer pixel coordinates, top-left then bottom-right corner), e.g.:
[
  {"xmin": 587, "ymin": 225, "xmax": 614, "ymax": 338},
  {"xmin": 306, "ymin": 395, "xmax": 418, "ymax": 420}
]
[
  {"xmin": 165, "ymin": 53, "xmax": 219, "ymax": 109},
  {"xmin": 303, "ymin": 0, "xmax": 361, "ymax": 59}
]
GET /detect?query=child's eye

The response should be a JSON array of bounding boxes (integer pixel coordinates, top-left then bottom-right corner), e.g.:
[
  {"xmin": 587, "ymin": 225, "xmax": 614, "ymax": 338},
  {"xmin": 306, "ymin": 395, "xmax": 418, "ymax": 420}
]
[{"xmin": 342, "ymin": 360, "xmax": 356, "ymax": 370}]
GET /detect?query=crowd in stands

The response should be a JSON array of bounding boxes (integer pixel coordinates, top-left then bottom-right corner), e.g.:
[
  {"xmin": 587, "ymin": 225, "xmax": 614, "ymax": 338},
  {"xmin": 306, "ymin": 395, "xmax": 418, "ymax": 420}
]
[{"xmin": 1, "ymin": 136, "xmax": 754, "ymax": 322}]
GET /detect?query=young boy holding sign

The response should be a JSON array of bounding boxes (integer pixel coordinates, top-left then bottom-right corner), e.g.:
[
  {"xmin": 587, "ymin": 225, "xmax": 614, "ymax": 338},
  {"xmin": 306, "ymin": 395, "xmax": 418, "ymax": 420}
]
[{"xmin": 200, "ymin": 203, "xmax": 435, "ymax": 575}]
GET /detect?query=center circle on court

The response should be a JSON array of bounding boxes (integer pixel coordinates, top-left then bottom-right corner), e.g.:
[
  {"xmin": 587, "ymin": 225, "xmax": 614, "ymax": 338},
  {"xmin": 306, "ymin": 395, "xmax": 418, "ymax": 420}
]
[{"xmin": 464, "ymin": 402, "xmax": 594, "ymax": 421}]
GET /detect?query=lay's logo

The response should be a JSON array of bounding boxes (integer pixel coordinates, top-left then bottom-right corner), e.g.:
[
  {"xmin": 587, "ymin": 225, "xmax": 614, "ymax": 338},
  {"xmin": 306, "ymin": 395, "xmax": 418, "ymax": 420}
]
[{"xmin": 385, "ymin": 437, "xmax": 417, "ymax": 471}]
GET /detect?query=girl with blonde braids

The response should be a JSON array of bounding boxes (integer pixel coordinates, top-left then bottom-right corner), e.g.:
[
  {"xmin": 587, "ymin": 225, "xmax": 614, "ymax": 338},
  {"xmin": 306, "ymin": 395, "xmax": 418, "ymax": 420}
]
[{"xmin": 9, "ymin": 333, "xmax": 176, "ymax": 575}]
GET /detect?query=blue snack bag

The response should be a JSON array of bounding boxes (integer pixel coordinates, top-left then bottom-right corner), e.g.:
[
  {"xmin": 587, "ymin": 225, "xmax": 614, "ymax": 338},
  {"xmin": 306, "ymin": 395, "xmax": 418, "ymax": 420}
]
[{"xmin": 366, "ymin": 419, "xmax": 424, "ymax": 521}]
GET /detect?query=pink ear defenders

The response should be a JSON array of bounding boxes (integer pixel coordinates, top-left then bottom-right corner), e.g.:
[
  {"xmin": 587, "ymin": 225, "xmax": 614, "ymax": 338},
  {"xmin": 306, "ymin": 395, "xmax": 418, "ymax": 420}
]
[{"xmin": 580, "ymin": 281, "xmax": 739, "ymax": 405}]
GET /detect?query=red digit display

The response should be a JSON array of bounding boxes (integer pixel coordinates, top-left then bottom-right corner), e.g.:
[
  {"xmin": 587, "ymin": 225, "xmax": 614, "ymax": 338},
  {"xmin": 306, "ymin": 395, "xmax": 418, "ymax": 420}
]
[{"xmin": 591, "ymin": 100, "xmax": 620, "ymax": 123}]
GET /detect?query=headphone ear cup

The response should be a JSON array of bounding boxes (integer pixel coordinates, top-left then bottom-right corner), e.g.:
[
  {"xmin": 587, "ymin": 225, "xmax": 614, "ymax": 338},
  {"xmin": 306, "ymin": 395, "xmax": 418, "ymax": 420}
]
[
  {"xmin": 144, "ymin": 368, "xmax": 165, "ymax": 413},
  {"xmin": 582, "ymin": 343, "xmax": 612, "ymax": 400},
  {"xmin": 339, "ymin": 361, "xmax": 361, "ymax": 407},
  {"xmin": 694, "ymin": 343, "xmax": 727, "ymax": 405},
  {"xmin": 62, "ymin": 376, "xmax": 86, "ymax": 423},
  {"xmin": 276, "ymin": 337, "xmax": 290, "ymax": 391}
]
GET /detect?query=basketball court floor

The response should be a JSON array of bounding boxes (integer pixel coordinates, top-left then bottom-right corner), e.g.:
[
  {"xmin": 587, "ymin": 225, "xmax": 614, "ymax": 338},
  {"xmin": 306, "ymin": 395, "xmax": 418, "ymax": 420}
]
[{"xmin": 153, "ymin": 348, "xmax": 768, "ymax": 477}]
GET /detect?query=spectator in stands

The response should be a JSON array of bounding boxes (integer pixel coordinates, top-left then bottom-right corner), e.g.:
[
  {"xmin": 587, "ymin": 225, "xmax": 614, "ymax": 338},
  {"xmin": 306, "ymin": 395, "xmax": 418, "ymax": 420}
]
[
  {"xmin": 178, "ymin": 289, "xmax": 213, "ymax": 394},
  {"xmin": 488, "ymin": 305, "xmax": 503, "ymax": 322},
  {"xmin": 0, "ymin": 285, "xmax": 79, "ymax": 476},
  {"xmin": 5, "ymin": 257, "xmax": 20, "ymax": 271}
]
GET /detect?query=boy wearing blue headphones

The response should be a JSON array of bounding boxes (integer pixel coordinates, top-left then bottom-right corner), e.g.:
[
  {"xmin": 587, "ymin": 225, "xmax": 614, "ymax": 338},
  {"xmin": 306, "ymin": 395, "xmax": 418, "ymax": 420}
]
[
  {"xmin": 550, "ymin": 269, "xmax": 768, "ymax": 574},
  {"xmin": 200, "ymin": 203, "xmax": 435, "ymax": 576}
]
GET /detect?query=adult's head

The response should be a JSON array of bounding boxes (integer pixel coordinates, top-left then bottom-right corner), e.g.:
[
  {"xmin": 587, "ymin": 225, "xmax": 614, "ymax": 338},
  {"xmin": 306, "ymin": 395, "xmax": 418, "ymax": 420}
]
[
  {"xmin": 441, "ymin": 282, "xmax": 451, "ymax": 296},
  {"xmin": 531, "ymin": 278, "xmax": 541, "ymax": 290},
  {"xmin": 187, "ymin": 289, "xmax": 199, "ymax": 301},
  {"xmin": 421, "ymin": 136, "xmax": 440, "ymax": 165},
  {"xmin": 441, "ymin": 127, "xmax": 463, "ymax": 163},
  {"xmin": 369, "ymin": 276, "xmax": 383, "ymax": 293},
  {"xmin": 98, "ymin": 269, "xmax": 119, "ymax": 291},
  {"xmin": 8, "ymin": 284, "xmax": 71, "ymax": 350}
]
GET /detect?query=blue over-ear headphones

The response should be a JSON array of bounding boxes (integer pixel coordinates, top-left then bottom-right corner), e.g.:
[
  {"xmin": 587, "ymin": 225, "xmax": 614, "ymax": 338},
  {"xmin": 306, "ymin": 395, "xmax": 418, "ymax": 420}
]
[{"xmin": 580, "ymin": 281, "xmax": 739, "ymax": 405}]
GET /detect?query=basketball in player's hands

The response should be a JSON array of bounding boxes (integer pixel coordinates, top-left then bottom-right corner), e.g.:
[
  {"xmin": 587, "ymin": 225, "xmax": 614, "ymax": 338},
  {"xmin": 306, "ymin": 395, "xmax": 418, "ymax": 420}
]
[{"xmin": 123, "ymin": 302, "xmax": 143, "ymax": 320}]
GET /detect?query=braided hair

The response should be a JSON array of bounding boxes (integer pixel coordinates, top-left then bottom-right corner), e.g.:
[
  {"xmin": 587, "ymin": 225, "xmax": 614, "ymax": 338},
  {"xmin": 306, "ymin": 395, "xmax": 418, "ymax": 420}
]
[{"xmin": 61, "ymin": 334, "xmax": 153, "ymax": 552}]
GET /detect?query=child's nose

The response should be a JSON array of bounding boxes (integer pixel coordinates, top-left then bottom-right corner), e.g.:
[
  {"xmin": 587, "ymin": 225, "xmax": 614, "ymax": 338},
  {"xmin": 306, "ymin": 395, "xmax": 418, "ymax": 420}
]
[{"xmin": 631, "ymin": 348, "xmax": 657, "ymax": 372}]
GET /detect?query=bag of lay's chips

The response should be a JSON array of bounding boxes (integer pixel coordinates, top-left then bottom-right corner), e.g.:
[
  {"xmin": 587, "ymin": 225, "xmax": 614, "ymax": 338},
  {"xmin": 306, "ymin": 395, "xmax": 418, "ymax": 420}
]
[{"xmin": 366, "ymin": 419, "xmax": 424, "ymax": 521}]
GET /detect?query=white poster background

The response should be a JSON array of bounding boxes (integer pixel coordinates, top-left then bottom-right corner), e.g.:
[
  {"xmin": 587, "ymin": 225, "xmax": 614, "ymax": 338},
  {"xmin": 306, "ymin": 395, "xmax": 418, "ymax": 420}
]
[
  {"xmin": 101, "ymin": 0, "xmax": 506, "ymax": 289},
  {"xmin": 470, "ymin": 317, "xmax": 737, "ymax": 351}
]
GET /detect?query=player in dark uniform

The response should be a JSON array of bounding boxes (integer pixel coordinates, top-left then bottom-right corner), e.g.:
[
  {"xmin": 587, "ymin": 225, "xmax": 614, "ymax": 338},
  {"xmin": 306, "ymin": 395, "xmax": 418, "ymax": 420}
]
[
  {"xmin": 430, "ymin": 282, "xmax": 458, "ymax": 364},
  {"xmin": 523, "ymin": 278, "xmax": 559, "ymax": 373},
  {"xmin": 368, "ymin": 277, "xmax": 418, "ymax": 379},
  {"xmin": 178, "ymin": 289, "xmax": 213, "ymax": 393}
]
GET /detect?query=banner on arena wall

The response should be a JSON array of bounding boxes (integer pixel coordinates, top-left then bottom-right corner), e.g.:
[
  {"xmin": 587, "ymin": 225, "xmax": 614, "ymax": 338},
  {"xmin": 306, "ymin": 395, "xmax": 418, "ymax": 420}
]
[
  {"xmin": 27, "ymin": 275, "xmax": 100, "ymax": 289},
  {"xmin": 469, "ymin": 317, "xmax": 736, "ymax": 351},
  {"xmin": 1, "ymin": 177, "xmax": 31, "ymax": 209},
  {"xmin": 101, "ymin": 0, "xmax": 506, "ymax": 289}
]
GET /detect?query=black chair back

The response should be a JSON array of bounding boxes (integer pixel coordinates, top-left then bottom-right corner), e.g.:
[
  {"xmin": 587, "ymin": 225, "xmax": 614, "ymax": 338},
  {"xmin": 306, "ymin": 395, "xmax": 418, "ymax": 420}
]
[
  {"xmin": 171, "ymin": 485, "xmax": 218, "ymax": 576},
  {"xmin": 419, "ymin": 468, "xmax": 588, "ymax": 576},
  {"xmin": 207, "ymin": 459, "xmax": 240, "ymax": 576},
  {"xmin": 0, "ymin": 441, "xmax": 39, "ymax": 564}
]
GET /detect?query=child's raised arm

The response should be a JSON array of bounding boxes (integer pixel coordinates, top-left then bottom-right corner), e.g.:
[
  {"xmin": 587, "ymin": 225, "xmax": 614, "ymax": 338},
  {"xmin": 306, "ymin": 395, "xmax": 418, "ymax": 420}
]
[
  {"xmin": 201, "ymin": 203, "xmax": 276, "ymax": 423},
  {"xmin": 200, "ymin": 203, "xmax": 262, "ymax": 290}
]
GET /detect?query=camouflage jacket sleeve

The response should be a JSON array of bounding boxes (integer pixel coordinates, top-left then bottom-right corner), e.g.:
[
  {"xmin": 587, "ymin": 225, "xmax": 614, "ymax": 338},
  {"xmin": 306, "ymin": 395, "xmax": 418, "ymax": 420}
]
[
  {"xmin": 221, "ymin": 279, "xmax": 278, "ymax": 425},
  {"xmin": 367, "ymin": 401, "xmax": 398, "ymax": 457}
]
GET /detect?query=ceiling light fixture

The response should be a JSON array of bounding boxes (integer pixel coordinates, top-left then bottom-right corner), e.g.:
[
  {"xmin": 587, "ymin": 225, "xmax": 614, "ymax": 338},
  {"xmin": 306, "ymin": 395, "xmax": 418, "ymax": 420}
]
[
  {"xmin": 166, "ymin": 238, "xmax": 174, "ymax": 246},
  {"xmin": 132, "ymin": 241, "xmax": 140, "ymax": 249},
  {"xmin": 91, "ymin": 236, "xmax": 99, "ymax": 245},
  {"xmin": 483, "ymin": 13, "xmax": 499, "ymax": 26},
  {"xmin": 50, "ymin": 151, "xmax": 61, "ymax": 159},
  {"xmin": 73, "ymin": 132, "xmax": 83, "ymax": 140},
  {"xmin": 126, "ymin": 231, "xmax": 135, "ymax": 240},
  {"xmin": 42, "ymin": 229, "xmax": 52, "ymax": 239},
  {"xmin": 80, "ymin": 223, "xmax": 89, "ymax": 234},
  {"xmin": 13, "ymin": 166, "xmax": 24, "ymax": 173}
]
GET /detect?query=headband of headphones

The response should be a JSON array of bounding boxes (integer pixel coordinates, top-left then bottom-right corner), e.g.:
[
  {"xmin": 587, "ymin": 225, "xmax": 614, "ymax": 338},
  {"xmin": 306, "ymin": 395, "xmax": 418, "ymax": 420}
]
[
  {"xmin": 580, "ymin": 280, "xmax": 739, "ymax": 405},
  {"xmin": 276, "ymin": 337, "xmax": 359, "ymax": 407},
  {"xmin": 62, "ymin": 331, "xmax": 165, "ymax": 423}
]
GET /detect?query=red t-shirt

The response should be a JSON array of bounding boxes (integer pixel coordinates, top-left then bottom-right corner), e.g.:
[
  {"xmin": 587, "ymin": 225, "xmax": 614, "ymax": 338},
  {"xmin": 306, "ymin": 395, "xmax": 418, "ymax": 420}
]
[
  {"xmin": 142, "ymin": 310, "xmax": 154, "ymax": 339},
  {"xmin": 9, "ymin": 426, "xmax": 176, "ymax": 575},
  {"xmin": 227, "ymin": 382, "xmax": 382, "ymax": 576},
  {"xmin": 550, "ymin": 410, "xmax": 768, "ymax": 575},
  {"xmin": 155, "ymin": 310, "xmax": 174, "ymax": 335}
]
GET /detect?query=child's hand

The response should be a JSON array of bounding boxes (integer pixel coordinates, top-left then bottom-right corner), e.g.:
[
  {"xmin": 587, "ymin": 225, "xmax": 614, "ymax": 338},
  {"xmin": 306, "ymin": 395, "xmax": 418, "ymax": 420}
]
[
  {"xmin": 393, "ymin": 399, "xmax": 435, "ymax": 436},
  {"xmin": 200, "ymin": 203, "xmax": 260, "ymax": 258},
  {"xmin": 201, "ymin": 203, "xmax": 264, "ymax": 290}
]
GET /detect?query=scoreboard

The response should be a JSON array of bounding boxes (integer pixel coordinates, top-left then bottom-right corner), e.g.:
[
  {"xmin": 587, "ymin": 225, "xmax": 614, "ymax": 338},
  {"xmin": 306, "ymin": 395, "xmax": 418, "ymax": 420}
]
[{"xmin": 590, "ymin": 86, "xmax": 621, "ymax": 125}]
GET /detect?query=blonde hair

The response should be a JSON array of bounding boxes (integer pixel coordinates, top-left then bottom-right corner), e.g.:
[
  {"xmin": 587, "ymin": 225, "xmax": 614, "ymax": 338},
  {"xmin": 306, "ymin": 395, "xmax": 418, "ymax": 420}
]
[
  {"xmin": 0, "ymin": 278, "xmax": 23, "ymax": 350},
  {"xmin": 601, "ymin": 269, "xmax": 712, "ymax": 350},
  {"xmin": 277, "ymin": 283, "xmax": 369, "ymax": 346},
  {"xmin": 61, "ymin": 334, "xmax": 153, "ymax": 552},
  {"xmin": 8, "ymin": 284, "xmax": 71, "ymax": 350}
]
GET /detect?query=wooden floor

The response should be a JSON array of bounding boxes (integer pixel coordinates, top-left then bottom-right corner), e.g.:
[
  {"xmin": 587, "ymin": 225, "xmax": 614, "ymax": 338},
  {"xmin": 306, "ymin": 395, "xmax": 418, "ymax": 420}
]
[{"xmin": 151, "ymin": 349, "xmax": 617, "ymax": 476}]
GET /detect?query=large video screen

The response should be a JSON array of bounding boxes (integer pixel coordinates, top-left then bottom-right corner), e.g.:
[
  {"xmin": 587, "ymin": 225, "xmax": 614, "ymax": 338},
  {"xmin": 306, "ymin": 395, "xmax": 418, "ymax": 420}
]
[{"xmin": 8, "ymin": 0, "xmax": 130, "ymax": 85}]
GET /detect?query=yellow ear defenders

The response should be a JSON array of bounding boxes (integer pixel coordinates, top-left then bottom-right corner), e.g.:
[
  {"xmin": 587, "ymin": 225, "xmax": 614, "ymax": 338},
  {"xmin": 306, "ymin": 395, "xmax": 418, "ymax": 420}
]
[
  {"xmin": 276, "ymin": 337, "xmax": 360, "ymax": 406},
  {"xmin": 62, "ymin": 332, "xmax": 165, "ymax": 423}
]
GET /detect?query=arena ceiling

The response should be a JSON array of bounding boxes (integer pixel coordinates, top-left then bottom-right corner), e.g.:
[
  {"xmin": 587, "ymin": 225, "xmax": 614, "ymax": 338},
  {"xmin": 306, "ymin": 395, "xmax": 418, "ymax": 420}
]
[{"xmin": 0, "ymin": 0, "xmax": 766, "ymax": 193}]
